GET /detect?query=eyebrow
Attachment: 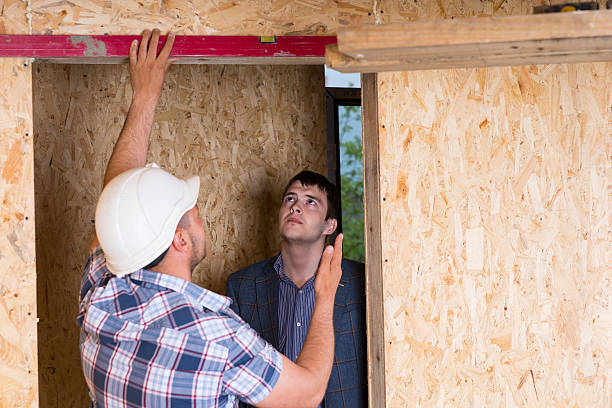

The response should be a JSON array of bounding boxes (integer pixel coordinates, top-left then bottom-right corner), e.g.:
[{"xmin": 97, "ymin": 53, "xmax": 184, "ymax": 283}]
[
  {"xmin": 284, "ymin": 191, "xmax": 322, "ymax": 204},
  {"xmin": 305, "ymin": 194, "xmax": 322, "ymax": 203}
]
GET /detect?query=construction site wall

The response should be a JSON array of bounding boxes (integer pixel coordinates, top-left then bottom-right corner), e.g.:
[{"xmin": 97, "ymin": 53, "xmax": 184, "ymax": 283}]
[
  {"xmin": 1, "ymin": 1, "xmax": 610, "ymax": 407},
  {"xmin": 371, "ymin": 1, "xmax": 611, "ymax": 407},
  {"xmin": 377, "ymin": 63, "xmax": 611, "ymax": 407}
]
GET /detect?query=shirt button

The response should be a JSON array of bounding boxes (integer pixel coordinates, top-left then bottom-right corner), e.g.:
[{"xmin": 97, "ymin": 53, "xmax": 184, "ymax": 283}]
[{"xmin": 297, "ymin": 322, "xmax": 301, "ymax": 327}]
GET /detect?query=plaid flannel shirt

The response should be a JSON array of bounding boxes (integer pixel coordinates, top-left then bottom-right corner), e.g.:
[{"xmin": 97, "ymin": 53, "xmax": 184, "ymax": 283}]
[{"xmin": 77, "ymin": 246, "xmax": 282, "ymax": 407}]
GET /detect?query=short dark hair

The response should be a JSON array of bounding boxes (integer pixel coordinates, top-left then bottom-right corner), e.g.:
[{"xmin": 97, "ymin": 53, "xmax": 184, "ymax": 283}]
[
  {"xmin": 142, "ymin": 211, "xmax": 191, "ymax": 270},
  {"xmin": 143, "ymin": 247, "xmax": 169, "ymax": 270},
  {"xmin": 283, "ymin": 170, "xmax": 340, "ymax": 221}
]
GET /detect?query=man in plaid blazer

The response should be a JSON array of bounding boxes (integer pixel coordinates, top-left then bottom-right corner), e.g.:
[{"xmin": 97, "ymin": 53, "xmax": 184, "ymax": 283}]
[{"xmin": 226, "ymin": 171, "xmax": 367, "ymax": 408}]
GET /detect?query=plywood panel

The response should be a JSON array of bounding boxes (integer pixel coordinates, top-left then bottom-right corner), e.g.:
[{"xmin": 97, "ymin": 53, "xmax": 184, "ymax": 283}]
[
  {"xmin": 0, "ymin": 59, "xmax": 38, "ymax": 408},
  {"xmin": 33, "ymin": 62, "xmax": 326, "ymax": 407},
  {"xmin": 378, "ymin": 63, "xmax": 611, "ymax": 407},
  {"xmin": 29, "ymin": 0, "xmax": 377, "ymax": 35},
  {"xmin": 0, "ymin": 0, "xmax": 29, "ymax": 34}
]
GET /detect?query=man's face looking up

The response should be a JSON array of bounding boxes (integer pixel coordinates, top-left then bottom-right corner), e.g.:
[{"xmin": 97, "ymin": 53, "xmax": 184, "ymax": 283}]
[{"xmin": 278, "ymin": 181, "xmax": 335, "ymax": 245}]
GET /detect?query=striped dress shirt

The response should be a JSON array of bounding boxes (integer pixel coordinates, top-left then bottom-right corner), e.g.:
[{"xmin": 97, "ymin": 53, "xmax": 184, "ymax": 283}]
[{"xmin": 274, "ymin": 255, "xmax": 323, "ymax": 408}]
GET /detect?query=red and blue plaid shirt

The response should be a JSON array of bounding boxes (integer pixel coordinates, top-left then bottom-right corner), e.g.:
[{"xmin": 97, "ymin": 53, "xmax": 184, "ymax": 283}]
[{"xmin": 78, "ymin": 246, "xmax": 282, "ymax": 407}]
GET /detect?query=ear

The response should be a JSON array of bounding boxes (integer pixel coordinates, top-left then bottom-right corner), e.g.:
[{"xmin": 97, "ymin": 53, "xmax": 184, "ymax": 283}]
[
  {"xmin": 323, "ymin": 218, "xmax": 338, "ymax": 235},
  {"xmin": 171, "ymin": 229, "xmax": 190, "ymax": 254}
]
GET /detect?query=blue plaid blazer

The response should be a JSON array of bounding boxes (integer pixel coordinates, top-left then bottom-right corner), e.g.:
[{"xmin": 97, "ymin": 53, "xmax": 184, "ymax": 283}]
[{"xmin": 226, "ymin": 256, "xmax": 368, "ymax": 408}]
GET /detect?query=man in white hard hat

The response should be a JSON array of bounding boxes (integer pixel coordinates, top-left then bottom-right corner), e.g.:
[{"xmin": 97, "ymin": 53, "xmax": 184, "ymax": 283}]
[{"xmin": 78, "ymin": 29, "xmax": 343, "ymax": 408}]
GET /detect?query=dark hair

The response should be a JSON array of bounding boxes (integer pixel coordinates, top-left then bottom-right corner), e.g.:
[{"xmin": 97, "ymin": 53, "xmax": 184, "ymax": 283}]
[
  {"xmin": 142, "ymin": 212, "xmax": 191, "ymax": 270},
  {"xmin": 283, "ymin": 170, "xmax": 340, "ymax": 221},
  {"xmin": 143, "ymin": 247, "xmax": 169, "ymax": 270}
]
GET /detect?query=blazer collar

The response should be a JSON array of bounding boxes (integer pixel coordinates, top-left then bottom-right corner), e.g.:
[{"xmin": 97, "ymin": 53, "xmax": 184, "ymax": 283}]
[
  {"xmin": 255, "ymin": 257, "xmax": 279, "ymax": 347},
  {"xmin": 332, "ymin": 260, "xmax": 349, "ymax": 315}
]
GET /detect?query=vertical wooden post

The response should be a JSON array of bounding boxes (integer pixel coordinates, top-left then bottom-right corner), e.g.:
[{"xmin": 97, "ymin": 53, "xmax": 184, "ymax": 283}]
[
  {"xmin": 361, "ymin": 73, "xmax": 386, "ymax": 408},
  {"xmin": 0, "ymin": 58, "xmax": 38, "ymax": 408}
]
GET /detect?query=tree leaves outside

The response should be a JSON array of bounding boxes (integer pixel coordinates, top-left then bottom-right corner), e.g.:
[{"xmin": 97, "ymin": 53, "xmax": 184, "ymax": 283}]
[{"xmin": 338, "ymin": 105, "xmax": 364, "ymax": 263}]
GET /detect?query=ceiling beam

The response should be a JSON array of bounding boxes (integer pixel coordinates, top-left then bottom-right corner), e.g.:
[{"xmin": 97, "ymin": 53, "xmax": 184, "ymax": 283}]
[{"xmin": 326, "ymin": 10, "xmax": 612, "ymax": 72}]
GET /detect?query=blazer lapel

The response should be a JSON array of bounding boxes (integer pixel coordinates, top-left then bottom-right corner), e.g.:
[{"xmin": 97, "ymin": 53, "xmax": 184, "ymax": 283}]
[
  {"xmin": 325, "ymin": 260, "xmax": 349, "ymax": 407},
  {"xmin": 334, "ymin": 260, "xmax": 349, "ymax": 317},
  {"xmin": 255, "ymin": 257, "xmax": 279, "ymax": 347}
]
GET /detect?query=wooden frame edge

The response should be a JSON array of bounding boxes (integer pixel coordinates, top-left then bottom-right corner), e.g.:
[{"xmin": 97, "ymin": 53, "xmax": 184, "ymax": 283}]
[{"xmin": 361, "ymin": 73, "xmax": 385, "ymax": 408}]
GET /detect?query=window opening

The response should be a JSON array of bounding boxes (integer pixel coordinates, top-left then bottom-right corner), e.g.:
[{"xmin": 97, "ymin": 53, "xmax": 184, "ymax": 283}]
[{"xmin": 325, "ymin": 85, "xmax": 364, "ymax": 262}]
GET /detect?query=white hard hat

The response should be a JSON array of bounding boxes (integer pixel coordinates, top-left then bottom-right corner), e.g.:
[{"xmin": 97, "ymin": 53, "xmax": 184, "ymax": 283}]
[{"xmin": 95, "ymin": 163, "xmax": 200, "ymax": 277}]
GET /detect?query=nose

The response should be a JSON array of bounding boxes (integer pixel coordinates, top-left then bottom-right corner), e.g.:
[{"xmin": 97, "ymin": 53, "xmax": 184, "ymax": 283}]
[{"xmin": 290, "ymin": 203, "xmax": 302, "ymax": 214}]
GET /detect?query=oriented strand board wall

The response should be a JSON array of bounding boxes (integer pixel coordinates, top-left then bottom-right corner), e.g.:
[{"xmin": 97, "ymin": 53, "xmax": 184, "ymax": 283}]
[
  {"xmin": 0, "ymin": 59, "xmax": 38, "ymax": 408},
  {"xmin": 33, "ymin": 63, "xmax": 326, "ymax": 407},
  {"xmin": 369, "ymin": 2, "xmax": 612, "ymax": 407},
  {"xmin": 378, "ymin": 63, "xmax": 611, "ymax": 406},
  {"xmin": 0, "ymin": 3, "xmax": 38, "ymax": 408},
  {"xmin": 28, "ymin": 0, "xmax": 377, "ymax": 35}
]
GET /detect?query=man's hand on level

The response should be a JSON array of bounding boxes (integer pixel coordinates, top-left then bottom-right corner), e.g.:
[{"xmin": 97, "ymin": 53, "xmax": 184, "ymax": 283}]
[
  {"xmin": 129, "ymin": 29, "xmax": 176, "ymax": 106},
  {"xmin": 100, "ymin": 29, "xmax": 175, "ymax": 188}
]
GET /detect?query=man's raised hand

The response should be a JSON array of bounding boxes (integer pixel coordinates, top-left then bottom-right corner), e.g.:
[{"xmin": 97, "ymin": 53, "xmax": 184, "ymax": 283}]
[
  {"xmin": 129, "ymin": 29, "xmax": 176, "ymax": 105},
  {"xmin": 314, "ymin": 233, "xmax": 343, "ymax": 300},
  {"xmin": 102, "ymin": 29, "xmax": 175, "ymax": 188}
]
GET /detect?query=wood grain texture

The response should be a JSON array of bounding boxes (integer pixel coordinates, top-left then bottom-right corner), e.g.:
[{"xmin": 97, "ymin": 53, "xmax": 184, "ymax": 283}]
[
  {"xmin": 28, "ymin": 0, "xmax": 378, "ymax": 35},
  {"xmin": 0, "ymin": 0, "xmax": 30, "ymax": 34},
  {"xmin": 329, "ymin": 10, "xmax": 612, "ymax": 72},
  {"xmin": 33, "ymin": 63, "xmax": 326, "ymax": 407},
  {"xmin": 378, "ymin": 62, "xmax": 611, "ymax": 407},
  {"xmin": 340, "ymin": 10, "xmax": 612, "ymax": 53},
  {"xmin": 361, "ymin": 73, "xmax": 386, "ymax": 408},
  {"xmin": 0, "ymin": 58, "xmax": 38, "ymax": 408}
]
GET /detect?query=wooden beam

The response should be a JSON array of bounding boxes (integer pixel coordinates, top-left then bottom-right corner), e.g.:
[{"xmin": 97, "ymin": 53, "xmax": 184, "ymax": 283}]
[
  {"xmin": 327, "ymin": 10, "xmax": 612, "ymax": 72},
  {"xmin": 0, "ymin": 35, "xmax": 336, "ymax": 64},
  {"xmin": 361, "ymin": 73, "xmax": 386, "ymax": 408},
  {"xmin": 0, "ymin": 58, "xmax": 38, "ymax": 408}
]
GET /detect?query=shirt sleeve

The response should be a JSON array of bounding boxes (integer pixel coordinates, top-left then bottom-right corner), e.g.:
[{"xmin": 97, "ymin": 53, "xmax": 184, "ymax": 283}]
[
  {"xmin": 77, "ymin": 245, "xmax": 111, "ymax": 327},
  {"xmin": 221, "ymin": 320, "xmax": 283, "ymax": 404}
]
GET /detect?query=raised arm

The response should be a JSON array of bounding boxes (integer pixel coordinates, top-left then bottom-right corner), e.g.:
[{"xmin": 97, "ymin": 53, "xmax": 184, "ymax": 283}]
[
  {"xmin": 91, "ymin": 29, "xmax": 174, "ymax": 250},
  {"xmin": 256, "ymin": 234, "xmax": 344, "ymax": 408},
  {"xmin": 103, "ymin": 29, "xmax": 175, "ymax": 186}
]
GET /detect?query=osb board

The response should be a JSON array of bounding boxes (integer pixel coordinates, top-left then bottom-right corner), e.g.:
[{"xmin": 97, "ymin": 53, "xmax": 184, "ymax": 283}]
[
  {"xmin": 22, "ymin": 0, "xmax": 610, "ymax": 35},
  {"xmin": 0, "ymin": 0, "xmax": 29, "ymax": 34},
  {"xmin": 33, "ymin": 62, "xmax": 326, "ymax": 407},
  {"xmin": 27, "ymin": 0, "xmax": 376, "ymax": 35},
  {"xmin": 0, "ymin": 59, "xmax": 38, "ymax": 408},
  {"xmin": 377, "ymin": 63, "xmax": 611, "ymax": 406}
]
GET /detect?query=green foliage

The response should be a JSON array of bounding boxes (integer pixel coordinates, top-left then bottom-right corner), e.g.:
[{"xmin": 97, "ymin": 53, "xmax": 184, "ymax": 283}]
[{"xmin": 338, "ymin": 105, "xmax": 365, "ymax": 262}]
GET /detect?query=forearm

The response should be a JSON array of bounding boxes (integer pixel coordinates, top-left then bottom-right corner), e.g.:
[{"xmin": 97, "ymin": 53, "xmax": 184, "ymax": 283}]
[
  {"xmin": 103, "ymin": 97, "xmax": 157, "ymax": 186},
  {"xmin": 294, "ymin": 294, "xmax": 335, "ymax": 400},
  {"xmin": 101, "ymin": 29, "xmax": 174, "ymax": 188},
  {"xmin": 255, "ymin": 238, "xmax": 342, "ymax": 408},
  {"xmin": 257, "ymin": 297, "xmax": 335, "ymax": 408}
]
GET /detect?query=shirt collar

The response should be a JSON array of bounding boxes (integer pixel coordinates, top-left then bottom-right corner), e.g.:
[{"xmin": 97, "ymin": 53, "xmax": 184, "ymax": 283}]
[
  {"xmin": 273, "ymin": 254, "xmax": 315, "ymax": 289},
  {"xmin": 129, "ymin": 268, "xmax": 231, "ymax": 312},
  {"xmin": 273, "ymin": 254, "xmax": 284, "ymax": 277}
]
